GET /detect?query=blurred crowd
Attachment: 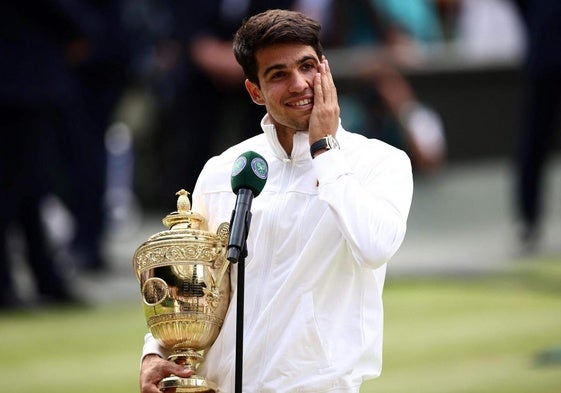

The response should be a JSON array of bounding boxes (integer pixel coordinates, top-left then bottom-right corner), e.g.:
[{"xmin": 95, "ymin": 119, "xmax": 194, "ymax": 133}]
[
  {"xmin": 1, "ymin": 0, "xmax": 558, "ymax": 310},
  {"xmin": 1, "ymin": 1, "xmax": 131, "ymax": 309}
]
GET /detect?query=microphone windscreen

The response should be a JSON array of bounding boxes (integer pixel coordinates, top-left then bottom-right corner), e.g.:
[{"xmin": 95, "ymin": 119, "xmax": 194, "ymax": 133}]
[{"xmin": 231, "ymin": 151, "xmax": 268, "ymax": 196}]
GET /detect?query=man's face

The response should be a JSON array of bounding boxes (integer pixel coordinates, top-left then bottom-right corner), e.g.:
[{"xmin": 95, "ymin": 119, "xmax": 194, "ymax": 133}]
[{"xmin": 245, "ymin": 43, "xmax": 320, "ymax": 135}]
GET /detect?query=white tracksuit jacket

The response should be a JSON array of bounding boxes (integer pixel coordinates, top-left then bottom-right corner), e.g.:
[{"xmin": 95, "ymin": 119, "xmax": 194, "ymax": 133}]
[{"xmin": 143, "ymin": 114, "xmax": 413, "ymax": 392}]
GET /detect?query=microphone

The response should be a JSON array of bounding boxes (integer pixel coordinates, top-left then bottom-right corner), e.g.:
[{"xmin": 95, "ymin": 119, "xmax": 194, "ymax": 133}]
[{"xmin": 227, "ymin": 151, "xmax": 268, "ymax": 263}]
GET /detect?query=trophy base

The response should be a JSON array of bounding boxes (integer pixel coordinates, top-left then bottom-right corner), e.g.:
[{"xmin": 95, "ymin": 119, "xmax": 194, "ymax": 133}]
[{"xmin": 159, "ymin": 374, "xmax": 217, "ymax": 393}]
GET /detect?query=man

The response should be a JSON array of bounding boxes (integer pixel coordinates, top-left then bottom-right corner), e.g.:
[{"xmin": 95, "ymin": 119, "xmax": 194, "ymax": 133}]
[{"xmin": 140, "ymin": 9, "xmax": 413, "ymax": 393}]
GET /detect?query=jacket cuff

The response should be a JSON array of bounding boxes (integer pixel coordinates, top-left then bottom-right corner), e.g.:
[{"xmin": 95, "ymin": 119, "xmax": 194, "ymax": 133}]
[
  {"xmin": 312, "ymin": 149, "xmax": 352, "ymax": 184},
  {"xmin": 141, "ymin": 333, "xmax": 168, "ymax": 364}
]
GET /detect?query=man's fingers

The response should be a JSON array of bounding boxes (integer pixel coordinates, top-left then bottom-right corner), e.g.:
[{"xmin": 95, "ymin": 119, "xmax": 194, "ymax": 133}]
[
  {"xmin": 313, "ymin": 70, "xmax": 323, "ymax": 104},
  {"xmin": 140, "ymin": 355, "xmax": 193, "ymax": 393},
  {"xmin": 324, "ymin": 59, "xmax": 337, "ymax": 103}
]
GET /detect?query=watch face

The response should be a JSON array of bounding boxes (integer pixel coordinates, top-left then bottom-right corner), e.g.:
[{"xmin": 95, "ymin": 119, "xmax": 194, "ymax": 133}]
[{"xmin": 326, "ymin": 135, "xmax": 340, "ymax": 149}]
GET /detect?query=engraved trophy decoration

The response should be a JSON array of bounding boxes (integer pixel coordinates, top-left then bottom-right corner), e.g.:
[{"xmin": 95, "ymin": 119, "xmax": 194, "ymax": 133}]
[{"xmin": 133, "ymin": 189, "xmax": 230, "ymax": 392}]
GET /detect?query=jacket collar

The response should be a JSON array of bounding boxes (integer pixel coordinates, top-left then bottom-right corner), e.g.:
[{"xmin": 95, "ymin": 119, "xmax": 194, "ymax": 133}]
[{"xmin": 260, "ymin": 114, "xmax": 343, "ymax": 162}]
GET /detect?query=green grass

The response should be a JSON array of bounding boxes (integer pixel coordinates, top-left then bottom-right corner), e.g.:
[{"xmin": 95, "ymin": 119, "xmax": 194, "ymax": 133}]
[
  {"xmin": 0, "ymin": 303, "xmax": 147, "ymax": 392},
  {"xmin": 363, "ymin": 258, "xmax": 561, "ymax": 393},
  {"xmin": 0, "ymin": 259, "xmax": 560, "ymax": 393}
]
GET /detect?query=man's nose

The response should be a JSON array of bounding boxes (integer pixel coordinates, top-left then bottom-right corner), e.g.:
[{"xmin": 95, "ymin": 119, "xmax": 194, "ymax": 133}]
[{"xmin": 288, "ymin": 71, "xmax": 310, "ymax": 93}]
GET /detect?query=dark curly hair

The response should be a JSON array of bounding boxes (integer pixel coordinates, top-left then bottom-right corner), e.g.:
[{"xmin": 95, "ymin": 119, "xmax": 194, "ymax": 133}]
[{"xmin": 233, "ymin": 9, "xmax": 323, "ymax": 85}]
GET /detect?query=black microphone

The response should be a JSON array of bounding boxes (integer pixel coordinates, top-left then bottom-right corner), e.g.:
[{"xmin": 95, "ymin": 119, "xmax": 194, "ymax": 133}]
[{"xmin": 227, "ymin": 151, "xmax": 268, "ymax": 263}]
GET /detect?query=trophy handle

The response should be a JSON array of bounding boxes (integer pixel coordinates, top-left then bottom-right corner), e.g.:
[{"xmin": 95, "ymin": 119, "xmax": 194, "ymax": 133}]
[{"xmin": 212, "ymin": 222, "xmax": 231, "ymax": 290}]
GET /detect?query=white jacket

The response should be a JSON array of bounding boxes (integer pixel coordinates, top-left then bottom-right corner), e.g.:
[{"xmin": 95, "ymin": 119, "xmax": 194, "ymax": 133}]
[{"xmin": 143, "ymin": 115, "xmax": 413, "ymax": 392}]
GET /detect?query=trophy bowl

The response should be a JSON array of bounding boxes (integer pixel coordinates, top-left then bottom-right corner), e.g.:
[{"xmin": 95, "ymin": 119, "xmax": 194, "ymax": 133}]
[{"xmin": 133, "ymin": 190, "xmax": 230, "ymax": 392}]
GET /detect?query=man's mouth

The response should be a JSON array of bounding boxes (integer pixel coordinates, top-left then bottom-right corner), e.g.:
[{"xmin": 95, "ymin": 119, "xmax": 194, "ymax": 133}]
[{"xmin": 287, "ymin": 98, "xmax": 313, "ymax": 107}]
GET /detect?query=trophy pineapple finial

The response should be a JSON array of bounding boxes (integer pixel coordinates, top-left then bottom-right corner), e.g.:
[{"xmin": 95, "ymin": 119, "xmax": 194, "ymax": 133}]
[
  {"xmin": 162, "ymin": 189, "xmax": 206, "ymax": 230},
  {"xmin": 176, "ymin": 189, "xmax": 191, "ymax": 212}
]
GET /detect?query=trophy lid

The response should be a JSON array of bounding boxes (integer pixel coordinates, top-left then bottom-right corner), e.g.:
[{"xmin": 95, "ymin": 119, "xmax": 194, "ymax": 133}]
[
  {"xmin": 133, "ymin": 189, "xmax": 230, "ymax": 279},
  {"xmin": 162, "ymin": 189, "xmax": 206, "ymax": 230}
]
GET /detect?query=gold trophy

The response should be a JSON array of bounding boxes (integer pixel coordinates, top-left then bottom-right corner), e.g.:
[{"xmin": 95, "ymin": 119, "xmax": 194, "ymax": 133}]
[{"xmin": 133, "ymin": 189, "xmax": 230, "ymax": 392}]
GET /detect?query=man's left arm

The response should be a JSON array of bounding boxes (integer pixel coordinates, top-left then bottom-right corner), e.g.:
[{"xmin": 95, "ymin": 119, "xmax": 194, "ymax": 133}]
[{"xmin": 314, "ymin": 146, "xmax": 413, "ymax": 269}]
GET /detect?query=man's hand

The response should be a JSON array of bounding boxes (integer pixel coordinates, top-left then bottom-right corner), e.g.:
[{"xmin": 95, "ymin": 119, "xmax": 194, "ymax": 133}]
[
  {"xmin": 140, "ymin": 354, "xmax": 193, "ymax": 393},
  {"xmin": 309, "ymin": 57, "xmax": 340, "ymax": 145}
]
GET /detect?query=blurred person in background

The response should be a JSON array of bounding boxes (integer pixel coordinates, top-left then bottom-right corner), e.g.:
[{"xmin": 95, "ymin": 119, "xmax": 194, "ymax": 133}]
[
  {"xmin": 0, "ymin": 2, "xmax": 86, "ymax": 308},
  {"xmin": 152, "ymin": 0, "xmax": 296, "ymax": 208},
  {"xmin": 53, "ymin": 0, "xmax": 132, "ymax": 273},
  {"xmin": 451, "ymin": 0, "xmax": 525, "ymax": 60},
  {"xmin": 296, "ymin": 0, "xmax": 447, "ymax": 172},
  {"xmin": 0, "ymin": 0, "xmax": 133, "ymax": 309},
  {"xmin": 511, "ymin": 0, "xmax": 561, "ymax": 251}
]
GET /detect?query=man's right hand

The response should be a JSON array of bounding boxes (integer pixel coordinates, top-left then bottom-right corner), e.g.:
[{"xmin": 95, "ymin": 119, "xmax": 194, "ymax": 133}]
[{"xmin": 140, "ymin": 354, "xmax": 193, "ymax": 393}]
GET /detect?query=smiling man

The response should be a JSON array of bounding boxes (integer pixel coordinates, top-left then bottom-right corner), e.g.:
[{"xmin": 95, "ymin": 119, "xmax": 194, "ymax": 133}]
[{"xmin": 140, "ymin": 9, "xmax": 413, "ymax": 393}]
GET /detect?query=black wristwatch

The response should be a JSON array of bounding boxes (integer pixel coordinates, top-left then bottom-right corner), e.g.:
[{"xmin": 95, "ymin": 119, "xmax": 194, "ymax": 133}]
[{"xmin": 310, "ymin": 135, "xmax": 340, "ymax": 158}]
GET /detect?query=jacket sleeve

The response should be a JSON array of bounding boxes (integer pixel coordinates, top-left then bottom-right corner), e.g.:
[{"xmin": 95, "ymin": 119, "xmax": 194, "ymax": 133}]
[
  {"xmin": 141, "ymin": 333, "xmax": 170, "ymax": 364},
  {"xmin": 314, "ymin": 143, "xmax": 413, "ymax": 269}
]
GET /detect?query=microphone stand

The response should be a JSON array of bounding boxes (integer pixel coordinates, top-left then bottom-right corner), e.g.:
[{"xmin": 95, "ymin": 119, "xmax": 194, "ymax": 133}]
[
  {"xmin": 234, "ymin": 244, "xmax": 247, "ymax": 393},
  {"xmin": 228, "ymin": 210, "xmax": 251, "ymax": 393}
]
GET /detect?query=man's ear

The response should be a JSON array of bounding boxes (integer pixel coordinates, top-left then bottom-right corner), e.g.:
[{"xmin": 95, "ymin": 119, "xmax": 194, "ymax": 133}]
[{"xmin": 245, "ymin": 79, "xmax": 265, "ymax": 105}]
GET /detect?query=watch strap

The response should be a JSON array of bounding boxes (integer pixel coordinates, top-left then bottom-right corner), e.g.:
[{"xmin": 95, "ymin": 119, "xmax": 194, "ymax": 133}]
[{"xmin": 310, "ymin": 135, "xmax": 339, "ymax": 158}]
